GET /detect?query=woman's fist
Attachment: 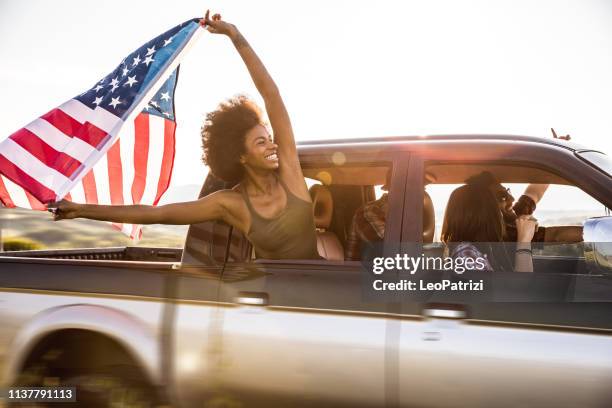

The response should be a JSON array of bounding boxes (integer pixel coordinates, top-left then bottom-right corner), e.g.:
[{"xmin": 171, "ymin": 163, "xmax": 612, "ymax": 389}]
[
  {"xmin": 201, "ymin": 9, "xmax": 237, "ymax": 37},
  {"xmin": 515, "ymin": 215, "xmax": 538, "ymax": 243},
  {"xmin": 47, "ymin": 199, "xmax": 80, "ymax": 221}
]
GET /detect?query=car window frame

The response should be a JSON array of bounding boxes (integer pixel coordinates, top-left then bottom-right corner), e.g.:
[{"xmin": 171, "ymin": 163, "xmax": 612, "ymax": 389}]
[
  {"xmin": 401, "ymin": 151, "xmax": 612, "ymax": 327},
  {"xmin": 403, "ymin": 149, "xmax": 612, "ymax": 244}
]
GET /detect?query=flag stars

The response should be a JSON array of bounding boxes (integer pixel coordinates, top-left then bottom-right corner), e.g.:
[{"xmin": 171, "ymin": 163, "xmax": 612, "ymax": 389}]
[
  {"xmin": 132, "ymin": 55, "xmax": 141, "ymax": 66},
  {"xmin": 160, "ymin": 92, "xmax": 170, "ymax": 101},
  {"xmin": 93, "ymin": 96, "xmax": 103, "ymax": 106},
  {"xmin": 146, "ymin": 46, "xmax": 156, "ymax": 56},
  {"xmin": 162, "ymin": 111, "xmax": 171, "ymax": 118},
  {"xmin": 109, "ymin": 77, "xmax": 120, "ymax": 92},
  {"xmin": 109, "ymin": 97, "xmax": 122, "ymax": 108},
  {"xmin": 149, "ymin": 100, "xmax": 159, "ymax": 108},
  {"xmin": 94, "ymin": 84, "xmax": 104, "ymax": 93},
  {"xmin": 122, "ymin": 66, "xmax": 129, "ymax": 77},
  {"xmin": 124, "ymin": 75, "xmax": 138, "ymax": 87},
  {"xmin": 163, "ymin": 36, "xmax": 173, "ymax": 47},
  {"xmin": 142, "ymin": 55, "xmax": 155, "ymax": 66}
]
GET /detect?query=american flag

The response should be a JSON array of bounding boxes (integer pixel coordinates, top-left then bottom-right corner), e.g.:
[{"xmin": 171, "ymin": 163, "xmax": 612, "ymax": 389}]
[{"xmin": 0, "ymin": 19, "xmax": 202, "ymax": 239}]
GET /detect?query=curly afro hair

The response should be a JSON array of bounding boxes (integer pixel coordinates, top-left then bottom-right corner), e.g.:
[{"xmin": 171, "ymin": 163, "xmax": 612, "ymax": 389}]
[{"xmin": 201, "ymin": 96, "xmax": 264, "ymax": 184}]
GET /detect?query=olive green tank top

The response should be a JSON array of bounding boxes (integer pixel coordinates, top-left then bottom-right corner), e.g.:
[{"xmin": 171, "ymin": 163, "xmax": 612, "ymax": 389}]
[{"xmin": 240, "ymin": 178, "xmax": 320, "ymax": 260}]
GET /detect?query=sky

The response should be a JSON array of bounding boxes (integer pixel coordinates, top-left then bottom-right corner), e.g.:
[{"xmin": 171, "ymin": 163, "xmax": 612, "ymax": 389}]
[{"xmin": 0, "ymin": 0, "xmax": 611, "ymax": 212}]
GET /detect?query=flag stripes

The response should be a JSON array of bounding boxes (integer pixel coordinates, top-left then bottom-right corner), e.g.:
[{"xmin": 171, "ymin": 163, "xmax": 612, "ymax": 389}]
[
  {"xmin": 10, "ymin": 128, "xmax": 82, "ymax": 177},
  {"xmin": 157, "ymin": 120, "xmax": 176, "ymax": 204},
  {"xmin": 58, "ymin": 100, "xmax": 122, "ymax": 136},
  {"xmin": 1, "ymin": 112, "xmax": 175, "ymax": 239},
  {"xmin": 0, "ymin": 149, "xmax": 58, "ymax": 203},
  {"xmin": 42, "ymin": 108, "xmax": 109, "ymax": 148},
  {"xmin": 0, "ymin": 99, "xmax": 123, "ymax": 203},
  {"xmin": 24, "ymin": 118, "xmax": 97, "ymax": 163},
  {"xmin": 141, "ymin": 115, "xmax": 165, "ymax": 206},
  {"xmin": 132, "ymin": 114, "xmax": 149, "ymax": 206}
]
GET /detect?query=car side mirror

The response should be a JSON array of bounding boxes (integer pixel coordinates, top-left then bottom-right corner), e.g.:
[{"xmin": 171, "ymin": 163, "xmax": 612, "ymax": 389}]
[{"xmin": 584, "ymin": 216, "xmax": 612, "ymax": 276}]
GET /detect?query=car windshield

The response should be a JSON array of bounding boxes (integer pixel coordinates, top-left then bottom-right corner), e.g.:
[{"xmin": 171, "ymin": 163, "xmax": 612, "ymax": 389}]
[{"xmin": 576, "ymin": 151, "xmax": 612, "ymax": 177}]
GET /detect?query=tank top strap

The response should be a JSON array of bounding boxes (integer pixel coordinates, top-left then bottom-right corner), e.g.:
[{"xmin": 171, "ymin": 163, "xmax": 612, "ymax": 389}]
[
  {"xmin": 238, "ymin": 183, "xmax": 258, "ymax": 216},
  {"xmin": 276, "ymin": 176, "xmax": 312, "ymax": 205},
  {"xmin": 275, "ymin": 176, "xmax": 296, "ymax": 202}
]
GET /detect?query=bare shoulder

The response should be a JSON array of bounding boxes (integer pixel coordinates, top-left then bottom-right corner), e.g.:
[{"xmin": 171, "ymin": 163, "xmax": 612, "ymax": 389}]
[
  {"xmin": 205, "ymin": 188, "xmax": 246, "ymax": 211},
  {"xmin": 210, "ymin": 187, "xmax": 250, "ymax": 232}
]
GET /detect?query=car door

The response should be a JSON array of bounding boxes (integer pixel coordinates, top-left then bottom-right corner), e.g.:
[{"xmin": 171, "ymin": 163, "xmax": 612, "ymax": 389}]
[
  {"xmin": 212, "ymin": 154, "xmax": 407, "ymax": 407},
  {"xmin": 396, "ymin": 149, "xmax": 612, "ymax": 408},
  {"xmin": 397, "ymin": 271, "xmax": 612, "ymax": 407}
]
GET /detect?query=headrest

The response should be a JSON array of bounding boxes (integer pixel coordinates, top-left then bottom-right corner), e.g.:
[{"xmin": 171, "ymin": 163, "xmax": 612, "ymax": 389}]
[
  {"xmin": 423, "ymin": 190, "xmax": 435, "ymax": 243},
  {"xmin": 309, "ymin": 184, "xmax": 333, "ymax": 229}
]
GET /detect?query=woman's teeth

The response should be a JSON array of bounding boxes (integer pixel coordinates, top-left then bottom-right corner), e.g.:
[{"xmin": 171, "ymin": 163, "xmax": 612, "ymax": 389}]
[{"xmin": 265, "ymin": 153, "xmax": 278, "ymax": 161}]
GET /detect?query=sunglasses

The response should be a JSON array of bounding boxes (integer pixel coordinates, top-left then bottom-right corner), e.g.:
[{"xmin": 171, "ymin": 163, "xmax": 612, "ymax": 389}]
[{"xmin": 495, "ymin": 187, "xmax": 512, "ymax": 202}]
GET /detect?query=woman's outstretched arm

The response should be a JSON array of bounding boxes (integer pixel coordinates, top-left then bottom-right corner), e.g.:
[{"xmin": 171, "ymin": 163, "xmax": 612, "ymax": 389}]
[
  {"xmin": 202, "ymin": 11, "xmax": 307, "ymax": 193},
  {"xmin": 48, "ymin": 190, "xmax": 239, "ymax": 226}
]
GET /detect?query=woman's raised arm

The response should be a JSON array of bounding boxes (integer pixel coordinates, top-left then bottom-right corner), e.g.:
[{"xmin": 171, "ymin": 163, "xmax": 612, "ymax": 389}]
[{"xmin": 202, "ymin": 12, "xmax": 305, "ymax": 187}]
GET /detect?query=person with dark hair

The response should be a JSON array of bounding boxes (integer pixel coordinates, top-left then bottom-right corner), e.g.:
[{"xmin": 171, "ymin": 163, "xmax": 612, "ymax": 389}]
[
  {"xmin": 441, "ymin": 183, "xmax": 537, "ymax": 272},
  {"xmin": 465, "ymin": 171, "xmax": 583, "ymax": 243},
  {"xmin": 49, "ymin": 11, "xmax": 320, "ymax": 260},
  {"xmin": 345, "ymin": 185, "xmax": 389, "ymax": 261}
]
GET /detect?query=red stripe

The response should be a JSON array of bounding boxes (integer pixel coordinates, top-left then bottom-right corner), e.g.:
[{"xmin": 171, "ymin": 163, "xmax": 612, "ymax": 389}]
[
  {"xmin": 0, "ymin": 154, "xmax": 56, "ymax": 203},
  {"xmin": 0, "ymin": 177, "xmax": 16, "ymax": 207},
  {"xmin": 107, "ymin": 140, "xmax": 124, "ymax": 205},
  {"xmin": 9, "ymin": 129, "xmax": 82, "ymax": 178},
  {"xmin": 154, "ymin": 120, "xmax": 176, "ymax": 205},
  {"xmin": 132, "ymin": 114, "xmax": 149, "ymax": 205},
  {"xmin": 25, "ymin": 191, "xmax": 46, "ymax": 210},
  {"xmin": 131, "ymin": 224, "xmax": 141, "ymax": 240},
  {"xmin": 112, "ymin": 223, "xmax": 124, "ymax": 232},
  {"xmin": 42, "ymin": 108, "xmax": 108, "ymax": 148},
  {"xmin": 81, "ymin": 170, "xmax": 99, "ymax": 204}
]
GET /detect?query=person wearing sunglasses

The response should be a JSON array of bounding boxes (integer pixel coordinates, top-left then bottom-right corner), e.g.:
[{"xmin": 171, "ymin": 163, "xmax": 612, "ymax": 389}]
[
  {"xmin": 441, "ymin": 182, "xmax": 537, "ymax": 272},
  {"xmin": 466, "ymin": 172, "xmax": 583, "ymax": 244}
]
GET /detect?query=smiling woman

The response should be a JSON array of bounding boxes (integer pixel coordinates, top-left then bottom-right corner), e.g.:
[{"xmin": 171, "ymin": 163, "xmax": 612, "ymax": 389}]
[
  {"xmin": 201, "ymin": 95, "xmax": 274, "ymax": 184},
  {"xmin": 49, "ymin": 10, "xmax": 321, "ymax": 260}
]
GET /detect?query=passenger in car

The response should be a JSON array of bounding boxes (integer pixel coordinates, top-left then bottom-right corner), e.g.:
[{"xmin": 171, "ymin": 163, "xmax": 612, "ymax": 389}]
[
  {"xmin": 441, "ymin": 183, "xmax": 537, "ymax": 272},
  {"xmin": 345, "ymin": 170, "xmax": 436, "ymax": 261},
  {"xmin": 49, "ymin": 11, "xmax": 321, "ymax": 260},
  {"xmin": 344, "ymin": 185, "xmax": 388, "ymax": 261},
  {"xmin": 345, "ymin": 167, "xmax": 393, "ymax": 260},
  {"xmin": 465, "ymin": 171, "xmax": 583, "ymax": 243}
]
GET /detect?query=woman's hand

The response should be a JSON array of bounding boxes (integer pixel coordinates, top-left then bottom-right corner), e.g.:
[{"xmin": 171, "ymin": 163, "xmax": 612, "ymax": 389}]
[
  {"xmin": 201, "ymin": 10, "xmax": 237, "ymax": 38},
  {"xmin": 551, "ymin": 128, "xmax": 571, "ymax": 141},
  {"xmin": 515, "ymin": 215, "xmax": 538, "ymax": 243},
  {"xmin": 47, "ymin": 199, "xmax": 80, "ymax": 221}
]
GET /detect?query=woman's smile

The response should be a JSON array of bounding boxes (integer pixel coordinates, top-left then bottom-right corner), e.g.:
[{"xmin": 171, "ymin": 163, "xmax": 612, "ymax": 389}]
[{"xmin": 265, "ymin": 152, "xmax": 278, "ymax": 162}]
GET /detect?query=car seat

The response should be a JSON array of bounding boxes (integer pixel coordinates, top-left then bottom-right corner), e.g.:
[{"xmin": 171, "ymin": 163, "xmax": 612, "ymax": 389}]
[{"xmin": 309, "ymin": 184, "xmax": 344, "ymax": 261}]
